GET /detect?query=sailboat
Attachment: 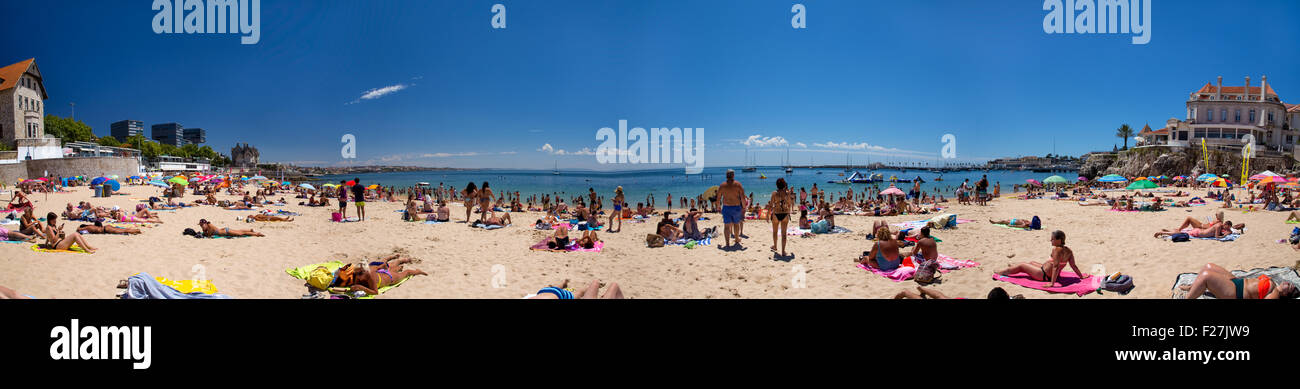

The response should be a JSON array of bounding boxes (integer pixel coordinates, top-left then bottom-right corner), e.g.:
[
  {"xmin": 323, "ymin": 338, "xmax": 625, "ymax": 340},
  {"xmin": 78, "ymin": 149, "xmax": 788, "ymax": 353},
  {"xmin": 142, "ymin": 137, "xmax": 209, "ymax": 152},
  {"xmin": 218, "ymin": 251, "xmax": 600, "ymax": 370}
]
[
  {"xmin": 741, "ymin": 147, "xmax": 757, "ymax": 172},
  {"xmin": 843, "ymin": 153, "xmax": 853, "ymax": 172},
  {"xmin": 552, "ymin": 161, "xmax": 560, "ymax": 175},
  {"xmin": 784, "ymin": 148, "xmax": 793, "ymax": 174}
]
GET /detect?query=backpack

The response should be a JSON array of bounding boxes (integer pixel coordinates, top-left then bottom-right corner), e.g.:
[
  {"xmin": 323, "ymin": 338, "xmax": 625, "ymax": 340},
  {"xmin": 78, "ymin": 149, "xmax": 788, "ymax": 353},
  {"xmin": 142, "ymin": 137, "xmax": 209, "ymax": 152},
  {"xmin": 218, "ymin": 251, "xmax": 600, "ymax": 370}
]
[
  {"xmin": 913, "ymin": 256, "xmax": 941, "ymax": 284},
  {"xmin": 1098, "ymin": 274, "xmax": 1135, "ymax": 295},
  {"xmin": 1029, "ymin": 216, "xmax": 1041, "ymax": 230},
  {"xmin": 1171, "ymin": 232, "xmax": 1190, "ymax": 242}
]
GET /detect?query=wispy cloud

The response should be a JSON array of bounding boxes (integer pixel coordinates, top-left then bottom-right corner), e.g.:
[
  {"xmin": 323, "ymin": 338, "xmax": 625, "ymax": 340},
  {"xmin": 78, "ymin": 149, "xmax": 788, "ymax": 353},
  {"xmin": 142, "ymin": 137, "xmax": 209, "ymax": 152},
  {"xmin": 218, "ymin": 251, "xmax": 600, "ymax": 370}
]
[
  {"xmin": 794, "ymin": 142, "xmax": 807, "ymax": 148},
  {"xmin": 742, "ymin": 135, "xmax": 789, "ymax": 147},
  {"xmin": 347, "ymin": 83, "xmax": 412, "ymax": 104},
  {"xmin": 539, "ymin": 143, "xmax": 595, "ymax": 156}
]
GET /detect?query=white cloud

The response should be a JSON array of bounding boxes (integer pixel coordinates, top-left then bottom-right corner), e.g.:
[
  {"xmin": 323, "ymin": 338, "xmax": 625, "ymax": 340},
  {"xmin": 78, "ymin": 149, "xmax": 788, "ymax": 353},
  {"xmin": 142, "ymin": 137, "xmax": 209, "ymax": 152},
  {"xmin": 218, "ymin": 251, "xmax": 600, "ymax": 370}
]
[
  {"xmin": 742, "ymin": 135, "xmax": 789, "ymax": 147},
  {"xmin": 539, "ymin": 144, "xmax": 595, "ymax": 156},
  {"xmin": 539, "ymin": 144, "xmax": 555, "ymax": 153},
  {"xmin": 347, "ymin": 83, "xmax": 412, "ymax": 104},
  {"xmin": 795, "ymin": 142, "xmax": 807, "ymax": 148}
]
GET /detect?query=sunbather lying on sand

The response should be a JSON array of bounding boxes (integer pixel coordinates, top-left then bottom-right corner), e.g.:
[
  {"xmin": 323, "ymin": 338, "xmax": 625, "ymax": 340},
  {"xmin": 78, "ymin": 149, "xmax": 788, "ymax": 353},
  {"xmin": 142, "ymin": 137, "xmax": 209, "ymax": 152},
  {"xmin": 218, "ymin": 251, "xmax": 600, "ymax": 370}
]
[
  {"xmin": 995, "ymin": 230, "xmax": 1085, "ymax": 288},
  {"xmin": 334, "ymin": 254, "xmax": 428, "ymax": 296},
  {"xmin": 527, "ymin": 279, "xmax": 624, "ymax": 299},
  {"xmin": 989, "ymin": 217, "xmax": 1032, "ymax": 229},
  {"xmin": 198, "ymin": 219, "xmax": 265, "ymax": 237},
  {"xmin": 0, "ymin": 226, "xmax": 36, "ymax": 241},
  {"xmin": 1179, "ymin": 263, "xmax": 1298, "ymax": 299},
  {"xmin": 1154, "ymin": 221, "xmax": 1231, "ymax": 239},
  {"xmin": 77, "ymin": 222, "xmax": 142, "ymax": 235},
  {"xmin": 481, "ymin": 211, "xmax": 512, "ymax": 227},
  {"xmin": 0, "ymin": 285, "xmax": 33, "ymax": 299},
  {"xmin": 246, "ymin": 214, "xmax": 294, "ymax": 222}
]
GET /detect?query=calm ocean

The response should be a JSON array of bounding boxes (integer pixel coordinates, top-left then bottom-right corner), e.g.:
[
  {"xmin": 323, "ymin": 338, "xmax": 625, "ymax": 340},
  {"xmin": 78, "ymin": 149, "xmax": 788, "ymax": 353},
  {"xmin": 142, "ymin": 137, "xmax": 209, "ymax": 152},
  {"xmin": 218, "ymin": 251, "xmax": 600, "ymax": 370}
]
[{"xmin": 319, "ymin": 167, "xmax": 1072, "ymax": 206}]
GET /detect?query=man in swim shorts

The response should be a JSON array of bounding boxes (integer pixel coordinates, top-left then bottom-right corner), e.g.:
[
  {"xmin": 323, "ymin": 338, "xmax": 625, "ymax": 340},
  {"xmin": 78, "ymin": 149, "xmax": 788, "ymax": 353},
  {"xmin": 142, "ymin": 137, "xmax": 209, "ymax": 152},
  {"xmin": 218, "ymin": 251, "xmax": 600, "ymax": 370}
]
[{"xmin": 718, "ymin": 169, "xmax": 745, "ymax": 248}]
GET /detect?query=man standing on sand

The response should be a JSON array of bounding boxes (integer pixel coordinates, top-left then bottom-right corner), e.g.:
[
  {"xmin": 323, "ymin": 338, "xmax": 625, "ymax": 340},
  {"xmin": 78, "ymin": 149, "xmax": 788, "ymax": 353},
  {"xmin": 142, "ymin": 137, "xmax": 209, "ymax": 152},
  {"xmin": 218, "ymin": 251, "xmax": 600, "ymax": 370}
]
[
  {"xmin": 352, "ymin": 178, "xmax": 367, "ymax": 221},
  {"xmin": 719, "ymin": 169, "xmax": 745, "ymax": 248}
]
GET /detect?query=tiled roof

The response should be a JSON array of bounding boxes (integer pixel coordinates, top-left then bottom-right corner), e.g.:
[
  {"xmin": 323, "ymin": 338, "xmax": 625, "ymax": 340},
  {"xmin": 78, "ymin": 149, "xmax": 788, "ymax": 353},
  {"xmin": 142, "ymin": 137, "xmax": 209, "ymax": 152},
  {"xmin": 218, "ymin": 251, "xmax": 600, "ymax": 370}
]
[{"xmin": 0, "ymin": 58, "xmax": 47, "ymax": 99}]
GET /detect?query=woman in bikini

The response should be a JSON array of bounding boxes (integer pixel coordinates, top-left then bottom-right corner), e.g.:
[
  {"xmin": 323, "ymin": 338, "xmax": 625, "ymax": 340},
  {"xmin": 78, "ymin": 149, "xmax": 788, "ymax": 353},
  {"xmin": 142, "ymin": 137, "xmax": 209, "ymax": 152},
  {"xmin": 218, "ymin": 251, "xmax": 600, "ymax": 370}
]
[
  {"xmin": 528, "ymin": 279, "xmax": 624, "ymax": 299},
  {"xmin": 858, "ymin": 226, "xmax": 903, "ymax": 271},
  {"xmin": 608, "ymin": 186, "xmax": 625, "ymax": 233},
  {"xmin": 767, "ymin": 178, "xmax": 794, "ymax": 257},
  {"xmin": 461, "ymin": 182, "xmax": 477, "ymax": 223},
  {"xmin": 476, "ymin": 182, "xmax": 494, "ymax": 223},
  {"xmin": 198, "ymin": 219, "xmax": 265, "ymax": 237},
  {"xmin": 336, "ymin": 254, "xmax": 428, "ymax": 296},
  {"xmin": 996, "ymin": 230, "xmax": 1088, "ymax": 288},
  {"xmin": 77, "ymin": 222, "xmax": 142, "ymax": 235},
  {"xmin": 38, "ymin": 219, "xmax": 96, "ymax": 253},
  {"xmin": 1154, "ymin": 220, "xmax": 1231, "ymax": 239},
  {"xmin": 1180, "ymin": 263, "xmax": 1299, "ymax": 299}
]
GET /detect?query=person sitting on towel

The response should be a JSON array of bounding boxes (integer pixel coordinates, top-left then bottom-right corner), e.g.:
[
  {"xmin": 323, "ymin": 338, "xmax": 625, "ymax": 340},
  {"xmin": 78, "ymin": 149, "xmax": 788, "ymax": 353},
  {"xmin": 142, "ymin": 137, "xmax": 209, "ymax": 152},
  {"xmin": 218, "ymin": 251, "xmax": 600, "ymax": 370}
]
[
  {"xmin": 546, "ymin": 226, "xmax": 571, "ymax": 249},
  {"xmin": 1179, "ymin": 263, "xmax": 1299, "ymax": 299},
  {"xmin": 995, "ymin": 230, "xmax": 1087, "ymax": 288},
  {"xmin": 858, "ymin": 226, "xmax": 903, "ymax": 271}
]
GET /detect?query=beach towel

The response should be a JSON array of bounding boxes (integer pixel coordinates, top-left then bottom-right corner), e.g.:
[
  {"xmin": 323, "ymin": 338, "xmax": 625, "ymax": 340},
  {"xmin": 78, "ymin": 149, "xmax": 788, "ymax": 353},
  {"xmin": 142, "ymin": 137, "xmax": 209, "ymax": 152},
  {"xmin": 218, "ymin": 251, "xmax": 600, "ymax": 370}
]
[
  {"xmin": 333, "ymin": 217, "xmax": 361, "ymax": 223},
  {"xmin": 121, "ymin": 272, "xmax": 231, "ymax": 299},
  {"xmin": 1171, "ymin": 267, "xmax": 1300, "ymax": 299},
  {"xmin": 136, "ymin": 273, "xmax": 220, "ymax": 294},
  {"xmin": 666, "ymin": 236, "xmax": 713, "ymax": 247},
  {"xmin": 529, "ymin": 239, "xmax": 605, "ymax": 252},
  {"xmin": 30, "ymin": 244, "xmax": 91, "ymax": 254},
  {"xmin": 993, "ymin": 223, "xmax": 1032, "ymax": 231},
  {"xmin": 1163, "ymin": 231, "xmax": 1240, "ymax": 242},
  {"xmin": 785, "ymin": 227, "xmax": 812, "ymax": 236},
  {"xmin": 817, "ymin": 226, "xmax": 852, "ymax": 234},
  {"xmin": 285, "ymin": 260, "xmax": 412, "ymax": 298},
  {"xmin": 472, "ymin": 223, "xmax": 509, "ymax": 230},
  {"xmin": 856, "ymin": 254, "xmax": 977, "ymax": 281},
  {"xmin": 892, "ymin": 218, "xmax": 972, "ymax": 230},
  {"xmin": 422, "ymin": 220, "xmax": 444, "ymax": 225},
  {"xmin": 992, "ymin": 271, "xmax": 1100, "ymax": 296}
]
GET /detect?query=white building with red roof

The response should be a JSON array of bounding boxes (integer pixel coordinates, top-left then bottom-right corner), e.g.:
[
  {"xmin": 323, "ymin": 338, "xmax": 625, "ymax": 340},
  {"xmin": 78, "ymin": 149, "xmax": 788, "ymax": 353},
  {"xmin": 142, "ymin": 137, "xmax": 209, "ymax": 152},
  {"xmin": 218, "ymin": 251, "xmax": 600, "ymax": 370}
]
[
  {"xmin": 0, "ymin": 58, "xmax": 62, "ymax": 160},
  {"xmin": 1162, "ymin": 75, "xmax": 1294, "ymax": 156}
]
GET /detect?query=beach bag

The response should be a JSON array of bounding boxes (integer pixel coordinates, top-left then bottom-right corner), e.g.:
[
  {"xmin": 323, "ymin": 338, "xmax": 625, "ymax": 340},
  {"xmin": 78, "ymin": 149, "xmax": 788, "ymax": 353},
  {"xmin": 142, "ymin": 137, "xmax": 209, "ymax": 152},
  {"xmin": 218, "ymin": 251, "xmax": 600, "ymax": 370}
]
[
  {"xmin": 646, "ymin": 234, "xmax": 665, "ymax": 248},
  {"xmin": 1170, "ymin": 232, "xmax": 1190, "ymax": 242},
  {"xmin": 331, "ymin": 212, "xmax": 343, "ymax": 222},
  {"xmin": 913, "ymin": 256, "xmax": 940, "ymax": 284},
  {"xmin": 1098, "ymin": 274, "xmax": 1135, "ymax": 295},
  {"xmin": 306, "ymin": 267, "xmax": 335, "ymax": 290},
  {"xmin": 1029, "ymin": 216, "xmax": 1041, "ymax": 230}
]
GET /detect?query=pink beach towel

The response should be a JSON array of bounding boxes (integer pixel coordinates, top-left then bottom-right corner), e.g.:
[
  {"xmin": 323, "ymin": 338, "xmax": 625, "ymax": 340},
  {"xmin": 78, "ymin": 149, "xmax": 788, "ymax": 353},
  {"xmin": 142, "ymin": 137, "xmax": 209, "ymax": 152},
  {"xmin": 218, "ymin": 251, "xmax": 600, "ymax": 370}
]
[
  {"xmin": 992, "ymin": 271, "xmax": 1100, "ymax": 296},
  {"xmin": 856, "ymin": 254, "xmax": 978, "ymax": 282}
]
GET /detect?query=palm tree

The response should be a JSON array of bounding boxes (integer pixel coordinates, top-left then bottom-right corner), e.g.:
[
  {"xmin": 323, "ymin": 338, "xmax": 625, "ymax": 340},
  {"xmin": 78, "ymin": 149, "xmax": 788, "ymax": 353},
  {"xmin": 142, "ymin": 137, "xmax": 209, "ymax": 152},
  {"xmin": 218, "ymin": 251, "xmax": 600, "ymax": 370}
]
[{"xmin": 1116, "ymin": 124, "xmax": 1134, "ymax": 150}]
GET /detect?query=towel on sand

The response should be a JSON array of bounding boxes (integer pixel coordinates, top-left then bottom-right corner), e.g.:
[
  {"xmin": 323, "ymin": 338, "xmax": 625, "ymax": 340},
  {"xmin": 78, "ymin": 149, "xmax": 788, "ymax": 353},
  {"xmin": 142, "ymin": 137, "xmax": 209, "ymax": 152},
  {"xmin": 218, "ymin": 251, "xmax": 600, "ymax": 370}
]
[
  {"xmin": 529, "ymin": 239, "xmax": 605, "ymax": 252},
  {"xmin": 31, "ymin": 244, "xmax": 91, "ymax": 254},
  {"xmin": 121, "ymin": 272, "xmax": 231, "ymax": 299},
  {"xmin": 1170, "ymin": 267, "xmax": 1300, "ymax": 299},
  {"xmin": 285, "ymin": 260, "xmax": 412, "ymax": 298},
  {"xmin": 992, "ymin": 271, "xmax": 1100, "ymax": 296},
  {"xmin": 666, "ymin": 236, "xmax": 712, "ymax": 246},
  {"xmin": 131, "ymin": 273, "xmax": 220, "ymax": 294},
  {"xmin": 892, "ymin": 217, "xmax": 972, "ymax": 230},
  {"xmin": 856, "ymin": 254, "xmax": 978, "ymax": 281}
]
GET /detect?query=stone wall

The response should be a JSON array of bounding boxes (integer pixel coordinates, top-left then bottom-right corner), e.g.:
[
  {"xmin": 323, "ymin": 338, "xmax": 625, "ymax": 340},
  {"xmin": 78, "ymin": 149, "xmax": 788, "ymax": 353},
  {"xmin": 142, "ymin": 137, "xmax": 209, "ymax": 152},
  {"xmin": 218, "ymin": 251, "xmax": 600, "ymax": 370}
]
[{"xmin": 0, "ymin": 157, "xmax": 141, "ymax": 184}]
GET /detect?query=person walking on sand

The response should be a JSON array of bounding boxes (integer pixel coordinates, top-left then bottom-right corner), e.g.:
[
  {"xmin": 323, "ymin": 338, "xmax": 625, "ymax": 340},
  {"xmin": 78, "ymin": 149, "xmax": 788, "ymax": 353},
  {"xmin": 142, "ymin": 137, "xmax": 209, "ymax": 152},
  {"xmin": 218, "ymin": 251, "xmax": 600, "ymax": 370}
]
[
  {"xmin": 351, "ymin": 178, "xmax": 367, "ymax": 221},
  {"xmin": 337, "ymin": 180, "xmax": 349, "ymax": 219},
  {"xmin": 719, "ymin": 169, "xmax": 745, "ymax": 248},
  {"xmin": 609, "ymin": 186, "xmax": 625, "ymax": 232}
]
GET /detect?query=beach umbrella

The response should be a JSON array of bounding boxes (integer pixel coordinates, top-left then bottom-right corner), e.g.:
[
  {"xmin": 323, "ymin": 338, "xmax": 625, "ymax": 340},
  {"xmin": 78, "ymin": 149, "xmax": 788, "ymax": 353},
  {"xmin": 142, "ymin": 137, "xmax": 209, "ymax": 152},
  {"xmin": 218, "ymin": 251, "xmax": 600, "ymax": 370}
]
[
  {"xmin": 299, "ymin": 183, "xmax": 316, "ymax": 191},
  {"xmin": 345, "ymin": 180, "xmax": 356, "ymax": 186},
  {"xmin": 128, "ymin": 176, "xmax": 142, "ymax": 180},
  {"xmin": 1280, "ymin": 182, "xmax": 1300, "ymax": 189},
  {"xmin": 1196, "ymin": 173, "xmax": 1218, "ymax": 181},
  {"xmin": 91, "ymin": 177, "xmax": 107, "ymax": 186},
  {"xmin": 1201, "ymin": 175, "xmax": 1222, "ymax": 182},
  {"xmin": 880, "ymin": 187, "xmax": 905, "ymax": 196},
  {"xmin": 1077, "ymin": 177, "xmax": 1088, "ymax": 181},
  {"xmin": 367, "ymin": 184, "xmax": 379, "ymax": 190},
  {"xmin": 1249, "ymin": 170, "xmax": 1283, "ymax": 180},
  {"xmin": 1126, "ymin": 180, "xmax": 1157, "ymax": 190},
  {"xmin": 250, "ymin": 175, "xmax": 268, "ymax": 181},
  {"xmin": 701, "ymin": 185, "xmax": 719, "ymax": 200},
  {"xmin": 1044, "ymin": 175, "xmax": 1068, "ymax": 185},
  {"xmin": 148, "ymin": 180, "xmax": 168, "ymax": 188},
  {"xmin": 1025, "ymin": 179, "xmax": 1042, "ymax": 186},
  {"xmin": 1211, "ymin": 178, "xmax": 1227, "ymax": 187},
  {"xmin": 1097, "ymin": 174, "xmax": 1127, "ymax": 183},
  {"xmin": 105, "ymin": 180, "xmax": 121, "ymax": 191},
  {"xmin": 281, "ymin": 181, "xmax": 291, "ymax": 186},
  {"xmin": 168, "ymin": 176, "xmax": 189, "ymax": 186},
  {"xmin": 322, "ymin": 183, "xmax": 337, "ymax": 188}
]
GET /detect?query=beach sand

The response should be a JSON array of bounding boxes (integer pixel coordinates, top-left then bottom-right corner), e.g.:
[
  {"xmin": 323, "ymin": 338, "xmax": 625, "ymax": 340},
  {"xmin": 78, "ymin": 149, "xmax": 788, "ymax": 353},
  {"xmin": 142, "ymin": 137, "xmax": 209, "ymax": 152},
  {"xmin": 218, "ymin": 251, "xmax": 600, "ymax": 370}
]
[{"xmin": 3, "ymin": 185, "xmax": 1296, "ymax": 299}]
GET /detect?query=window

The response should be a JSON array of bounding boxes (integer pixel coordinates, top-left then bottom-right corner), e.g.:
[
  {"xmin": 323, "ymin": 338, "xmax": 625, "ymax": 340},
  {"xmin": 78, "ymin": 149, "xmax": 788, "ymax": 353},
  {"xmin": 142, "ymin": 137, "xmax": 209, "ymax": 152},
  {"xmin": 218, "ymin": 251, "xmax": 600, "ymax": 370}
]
[
  {"xmin": 1269, "ymin": 111, "xmax": 1275, "ymax": 123},
  {"xmin": 1221, "ymin": 109, "xmax": 1228, "ymax": 122},
  {"xmin": 1250, "ymin": 109, "xmax": 1256, "ymax": 123},
  {"xmin": 1236, "ymin": 110, "xmax": 1242, "ymax": 122},
  {"xmin": 1179, "ymin": 131, "xmax": 1188, "ymax": 141},
  {"xmin": 1207, "ymin": 109, "xmax": 1214, "ymax": 121},
  {"xmin": 1195, "ymin": 129, "xmax": 1206, "ymax": 138}
]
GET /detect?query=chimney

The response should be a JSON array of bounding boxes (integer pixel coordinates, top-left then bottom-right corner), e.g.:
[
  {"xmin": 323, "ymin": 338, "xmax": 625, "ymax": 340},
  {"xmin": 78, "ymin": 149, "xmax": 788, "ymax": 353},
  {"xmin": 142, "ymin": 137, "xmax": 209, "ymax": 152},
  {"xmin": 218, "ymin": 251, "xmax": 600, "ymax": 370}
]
[
  {"xmin": 1245, "ymin": 76, "xmax": 1251, "ymax": 101},
  {"xmin": 1261, "ymin": 75, "xmax": 1268, "ymax": 102},
  {"xmin": 1216, "ymin": 76, "xmax": 1223, "ymax": 100}
]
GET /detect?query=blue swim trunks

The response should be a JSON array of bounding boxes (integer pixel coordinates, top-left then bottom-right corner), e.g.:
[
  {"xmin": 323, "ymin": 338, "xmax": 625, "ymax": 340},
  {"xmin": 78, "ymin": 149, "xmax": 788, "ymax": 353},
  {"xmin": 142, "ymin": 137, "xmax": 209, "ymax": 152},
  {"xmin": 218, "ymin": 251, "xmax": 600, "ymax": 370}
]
[{"xmin": 722, "ymin": 205, "xmax": 743, "ymax": 224}]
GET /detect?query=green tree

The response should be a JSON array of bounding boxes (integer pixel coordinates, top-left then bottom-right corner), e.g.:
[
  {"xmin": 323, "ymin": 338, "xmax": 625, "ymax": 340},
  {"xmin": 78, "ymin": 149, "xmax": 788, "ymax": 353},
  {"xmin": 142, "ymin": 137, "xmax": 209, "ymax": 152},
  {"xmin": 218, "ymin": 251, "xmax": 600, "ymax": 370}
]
[
  {"xmin": 43, "ymin": 115, "xmax": 96, "ymax": 144},
  {"xmin": 1116, "ymin": 124, "xmax": 1134, "ymax": 150},
  {"xmin": 97, "ymin": 135, "xmax": 121, "ymax": 147}
]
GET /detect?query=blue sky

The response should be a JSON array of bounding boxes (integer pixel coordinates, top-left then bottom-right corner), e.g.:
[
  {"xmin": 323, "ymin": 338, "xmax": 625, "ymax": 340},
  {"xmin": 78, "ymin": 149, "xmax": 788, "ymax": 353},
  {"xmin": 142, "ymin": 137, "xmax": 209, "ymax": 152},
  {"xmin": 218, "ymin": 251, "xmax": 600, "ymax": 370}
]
[{"xmin": 2, "ymin": 0, "xmax": 1297, "ymax": 169}]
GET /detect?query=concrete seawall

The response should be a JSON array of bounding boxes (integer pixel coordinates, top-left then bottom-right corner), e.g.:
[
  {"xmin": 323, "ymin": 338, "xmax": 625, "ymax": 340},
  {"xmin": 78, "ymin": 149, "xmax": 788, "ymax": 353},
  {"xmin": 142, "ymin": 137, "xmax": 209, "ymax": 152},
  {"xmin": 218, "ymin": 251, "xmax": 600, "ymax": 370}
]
[{"xmin": 0, "ymin": 157, "xmax": 142, "ymax": 184}]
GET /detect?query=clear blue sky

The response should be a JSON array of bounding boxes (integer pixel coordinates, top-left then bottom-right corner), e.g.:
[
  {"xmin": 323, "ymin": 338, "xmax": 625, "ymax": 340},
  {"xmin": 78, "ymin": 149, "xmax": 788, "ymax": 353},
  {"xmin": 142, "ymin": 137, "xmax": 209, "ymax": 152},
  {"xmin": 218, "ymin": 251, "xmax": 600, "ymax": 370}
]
[{"xmin": 2, "ymin": 0, "xmax": 1296, "ymax": 169}]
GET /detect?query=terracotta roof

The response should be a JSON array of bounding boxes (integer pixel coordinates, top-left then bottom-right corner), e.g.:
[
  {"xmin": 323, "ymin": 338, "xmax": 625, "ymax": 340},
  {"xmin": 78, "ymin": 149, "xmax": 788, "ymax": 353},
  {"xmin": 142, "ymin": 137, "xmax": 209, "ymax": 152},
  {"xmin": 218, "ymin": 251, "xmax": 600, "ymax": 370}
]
[
  {"xmin": 0, "ymin": 58, "xmax": 46, "ymax": 99},
  {"xmin": 1196, "ymin": 81, "xmax": 1279, "ymax": 97},
  {"xmin": 1139, "ymin": 126, "xmax": 1170, "ymax": 135},
  {"xmin": 1288, "ymin": 103, "xmax": 1300, "ymax": 113}
]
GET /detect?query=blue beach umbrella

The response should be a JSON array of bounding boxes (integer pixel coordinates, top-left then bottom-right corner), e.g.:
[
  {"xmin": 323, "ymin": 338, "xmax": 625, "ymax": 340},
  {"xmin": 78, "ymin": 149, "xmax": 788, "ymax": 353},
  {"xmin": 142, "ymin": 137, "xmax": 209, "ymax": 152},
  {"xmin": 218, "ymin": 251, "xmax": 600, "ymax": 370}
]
[
  {"xmin": 105, "ymin": 180, "xmax": 121, "ymax": 192},
  {"xmin": 1097, "ymin": 174, "xmax": 1127, "ymax": 183},
  {"xmin": 1197, "ymin": 173, "xmax": 1218, "ymax": 181},
  {"xmin": 90, "ymin": 177, "xmax": 107, "ymax": 186},
  {"xmin": 299, "ymin": 183, "xmax": 315, "ymax": 190},
  {"xmin": 149, "ymin": 180, "xmax": 168, "ymax": 188}
]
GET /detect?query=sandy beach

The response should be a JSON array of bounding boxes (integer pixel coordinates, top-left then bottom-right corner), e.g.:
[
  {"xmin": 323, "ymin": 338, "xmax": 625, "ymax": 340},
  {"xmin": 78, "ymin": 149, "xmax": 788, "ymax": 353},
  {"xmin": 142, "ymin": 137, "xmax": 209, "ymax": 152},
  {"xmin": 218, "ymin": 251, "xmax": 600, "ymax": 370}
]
[{"xmin": 3, "ymin": 184, "xmax": 1297, "ymax": 299}]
